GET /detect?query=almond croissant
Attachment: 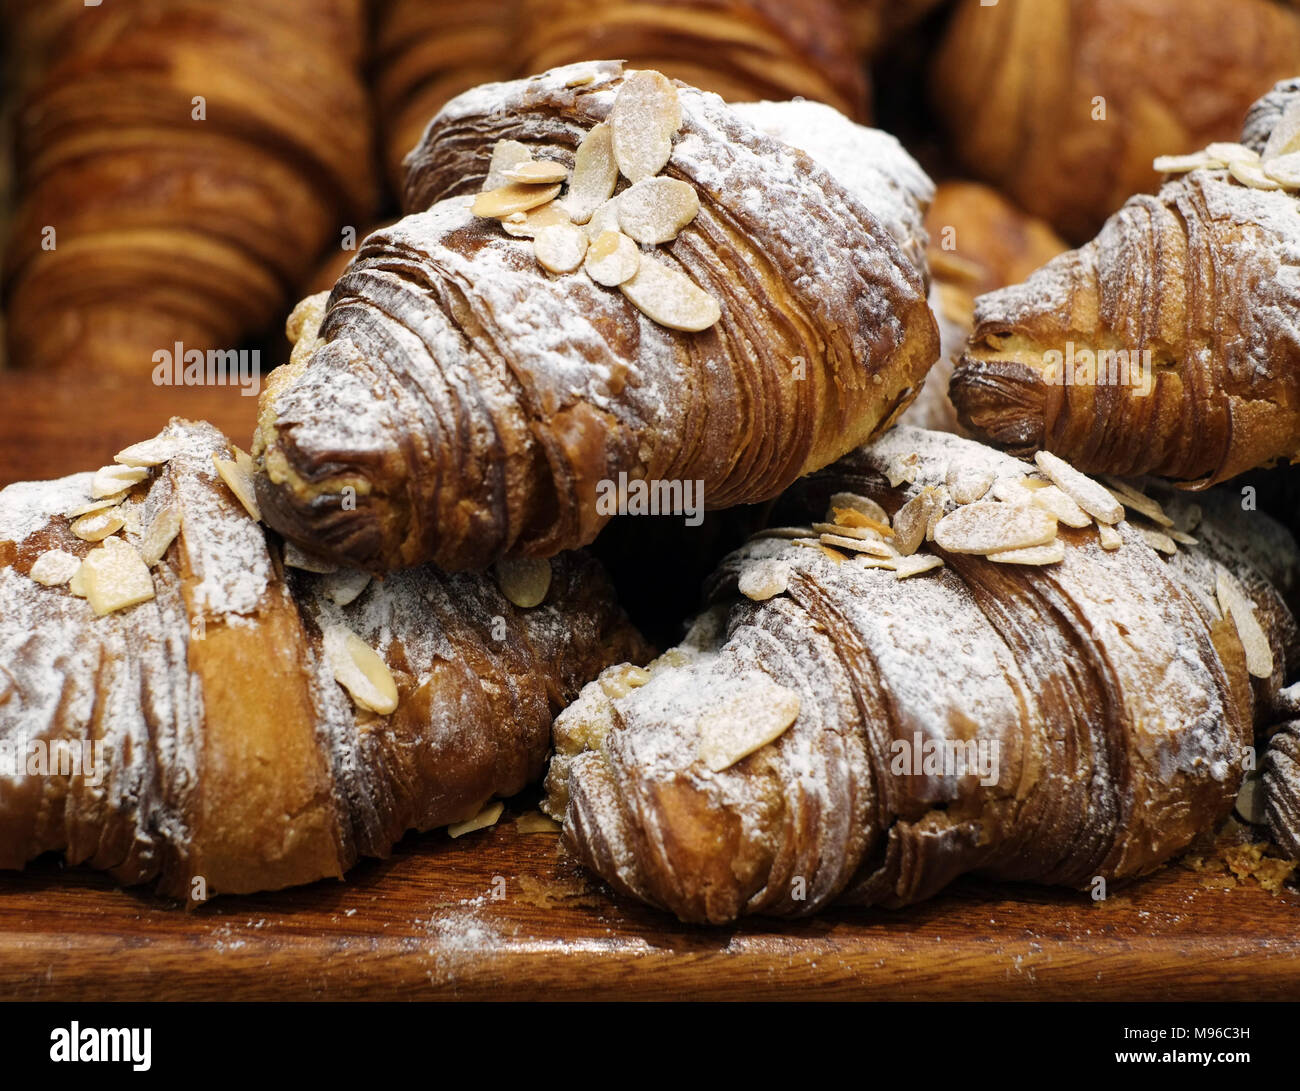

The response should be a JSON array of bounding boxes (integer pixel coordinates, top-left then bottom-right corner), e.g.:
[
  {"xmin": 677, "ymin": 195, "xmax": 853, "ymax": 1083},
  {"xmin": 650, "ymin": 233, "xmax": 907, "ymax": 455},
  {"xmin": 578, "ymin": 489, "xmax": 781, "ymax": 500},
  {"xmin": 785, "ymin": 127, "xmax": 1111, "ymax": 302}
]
[
  {"xmin": 0, "ymin": 420, "xmax": 646, "ymax": 899},
  {"xmin": 952, "ymin": 80, "xmax": 1300, "ymax": 487},
  {"xmin": 254, "ymin": 62, "xmax": 939, "ymax": 573},
  {"xmin": 544, "ymin": 428, "xmax": 1298, "ymax": 923}
]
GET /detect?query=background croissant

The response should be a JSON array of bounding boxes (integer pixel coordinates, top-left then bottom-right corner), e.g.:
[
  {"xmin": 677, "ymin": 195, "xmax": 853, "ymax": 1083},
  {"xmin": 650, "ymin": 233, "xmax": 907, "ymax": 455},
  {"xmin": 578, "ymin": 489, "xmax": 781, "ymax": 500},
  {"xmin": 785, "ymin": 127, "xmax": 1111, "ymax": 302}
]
[
  {"xmin": 254, "ymin": 63, "xmax": 939, "ymax": 573},
  {"xmin": 545, "ymin": 427, "xmax": 1299, "ymax": 923},
  {"xmin": 952, "ymin": 80, "xmax": 1300, "ymax": 487},
  {"xmin": 0, "ymin": 419, "xmax": 646, "ymax": 898}
]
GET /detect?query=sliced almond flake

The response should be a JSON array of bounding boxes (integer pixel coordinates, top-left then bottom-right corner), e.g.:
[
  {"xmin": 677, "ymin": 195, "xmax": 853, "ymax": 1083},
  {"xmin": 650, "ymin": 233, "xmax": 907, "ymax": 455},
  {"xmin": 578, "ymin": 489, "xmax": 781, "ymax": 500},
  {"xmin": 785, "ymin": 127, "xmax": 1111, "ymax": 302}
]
[
  {"xmin": 925, "ymin": 486, "xmax": 950, "ymax": 541},
  {"xmin": 1235, "ymin": 774, "xmax": 1266, "ymax": 825},
  {"xmin": 820, "ymin": 545, "xmax": 847, "ymax": 564},
  {"xmin": 515, "ymin": 811, "xmax": 562, "ymax": 834},
  {"xmin": 696, "ymin": 673, "xmax": 800, "ymax": 772},
  {"xmin": 65, "ymin": 497, "xmax": 119, "ymax": 519},
  {"xmin": 620, "ymin": 255, "xmax": 720, "ymax": 332},
  {"xmin": 610, "ymin": 70, "xmax": 682, "ymax": 183},
  {"xmin": 1263, "ymin": 150, "xmax": 1300, "ymax": 188},
  {"xmin": 138, "ymin": 505, "xmax": 182, "ymax": 566},
  {"xmin": 472, "ymin": 182, "xmax": 562, "ymax": 220},
  {"xmin": 284, "ymin": 542, "xmax": 338, "ymax": 573},
  {"xmin": 91, "ymin": 464, "xmax": 148, "ymax": 499},
  {"xmin": 583, "ymin": 194, "xmax": 623, "ymax": 241},
  {"xmin": 483, "ymin": 140, "xmax": 533, "ymax": 191},
  {"xmin": 1217, "ymin": 570, "xmax": 1274, "ymax": 679},
  {"xmin": 893, "ymin": 554, "xmax": 944, "ymax": 579},
  {"xmin": 68, "ymin": 563, "xmax": 88, "ymax": 597},
  {"xmin": 598, "ymin": 664, "xmax": 652, "ymax": 699},
  {"xmin": 617, "ymin": 177, "xmax": 700, "ymax": 245},
  {"xmin": 812, "ymin": 521, "xmax": 879, "ymax": 541},
  {"xmin": 1168, "ymin": 528, "xmax": 1199, "ymax": 546},
  {"xmin": 1264, "ymin": 97, "xmax": 1300, "ymax": 160},
  {"xmin": 947, "ymin": 466, "xmax": 994, "ymax": 505},
  {"xmin": 738, "ymin": 558, "xmax": 791, "ymax": 601},
  {"xmin": 1027, "ymin": 484, "xmax": 1092, "ymax": 528},
  {"xmin": 81, "ymin": 537, "xmax": 155, "ymax": 617},
  {"xmin": 71, "ymin": 508, "xmax": 126, "ymax": 542},
  {"xmin": 1229, "ymin": 159, "xmax": 1281, "ymax": 191},
  {"xmin": 892, "ymin": 489, "xmax": 936, "ymax": 556},
  {"xmin": 828, "ymin": 492, "xmax": 889, "ymax": 525},
  {"xmin": 933, "ymin": 501, "xmax": 1057, "ymax": 555},
  {"xmin": 114, "ymin": 436, "xmax": 180, "ymax": 468},
  {"xmin": 1101, "ymin": 478, "xmax": 1174, "ymax": 526},
  {"xmin": 562, "ymin": 123, "xmax": 619, "ymax": 225},
  {"xmin": 565, "ymin": 71, "xmax": 597, "ymax": 88},
  {"xmin": 534, "ymin": 223, "xmax": 589, "ymax": 274},
  {"xmin": 30, "ymin": 549, "xmax": 83, "ymax": 587},
  {"xmin": 495, "ymin": 556, "xmax": 552, "ymax": 608},
  {"xmin": 1206, "ymin": 142, "xmax": 1259, "ymax": 165},
  {"xmin": 886, "ymin": 452, "xmax": 920, "ymax": 488},
  {"xmin": 1153, "ymin": 151, "xmax": 1218, "ymax": 173},
  {"xmin": 986, "ymin": 540, "xmax": 1066, "ymax": 566},
  {"xmin": 500, "ymin": 201, "xmax": 572, "ymax": 238},
  {"xmin": 324, "ymin": 624, "xmax": 399, "ymax": 714},
  {"xmin": 323, "ymin": 568, "xmax": 371, "ymax": 606},
  {"xmin": 1034, "ymin": 450, "xmax": 1123, "ymax": 523},
  {"xmin": 448, "ymin": 800, "xmax": 504, "ymax": 839},
  {"xmin": 831, "ymin": 511, "xmax": 892, "ymax": 537},
  {"xmin": 819, "ymin": 532, "xmax": 894, "ymax": 558},
  {"xmin": 584, "ymin": 230, "xmax": 640, "ymax": 286},
  {"xmin": 503, "ymin": 160, "xmax": 568, "ymax": 185},
  {"xmin": 212, "ymin": 454, "xmax": 261, "ymax": 521},
  {"xmin": 1098, "ymin": 523, "xmax": 1123, "ymax": 551},
  {"xmin": 749, "ymin": 526, "xmax": 817, "ymax": 541},
  {"xmin": 1136, "ymin": 525, "xmax": 1177, "ymax": 554}
]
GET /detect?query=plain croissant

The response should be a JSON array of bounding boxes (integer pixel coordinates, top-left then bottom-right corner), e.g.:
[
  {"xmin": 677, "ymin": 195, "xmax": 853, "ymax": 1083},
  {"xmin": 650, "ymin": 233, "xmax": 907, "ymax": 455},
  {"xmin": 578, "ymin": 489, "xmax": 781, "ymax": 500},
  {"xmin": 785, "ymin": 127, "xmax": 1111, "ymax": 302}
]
[
  {"xmin": 253, "ymin": 62, "xmax": 939, "ymax": 573},
  {"xmin": 0, "ymin": 420, "xmax": 646, "ymax": 899},
  {"xmin": 544, "ymin": 427, "xmax": 1298, "ymax": 923},
  {"xmin": 952, "ymin": 80, "xmax": 1300, "ymax": 487}
]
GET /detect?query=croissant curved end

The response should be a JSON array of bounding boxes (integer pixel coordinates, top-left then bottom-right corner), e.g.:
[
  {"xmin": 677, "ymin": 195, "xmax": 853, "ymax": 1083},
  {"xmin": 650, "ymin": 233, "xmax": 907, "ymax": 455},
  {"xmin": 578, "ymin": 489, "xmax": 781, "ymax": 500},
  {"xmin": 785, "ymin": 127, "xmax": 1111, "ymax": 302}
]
[{"xmin": 949, "ymin": 348, "xmax": 1049, "ymax": 455}]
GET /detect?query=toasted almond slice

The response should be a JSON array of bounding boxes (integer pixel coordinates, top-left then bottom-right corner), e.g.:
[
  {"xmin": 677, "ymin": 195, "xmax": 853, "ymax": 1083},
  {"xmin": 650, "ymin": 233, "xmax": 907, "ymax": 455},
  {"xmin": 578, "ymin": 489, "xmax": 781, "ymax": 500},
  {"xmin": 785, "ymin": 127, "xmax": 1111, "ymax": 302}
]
[
  {"xmin": 886, "ymin": 453, "xmax": 920, "ymax": 488},
  {"xmin": 832, "ymin": 510, "xmax": 893, "ymax": 536},
  {"xmin": 1136, "ymin": 525, "xmax": 1177, "ymax": 554},
  {"xmin": 812, "ymin": 521, "xmax": 879, "ymax": 541},
  {"xmin": 283, "ymin": 542, "xmax": 338, "ymax": 573},
  {"xmin": 500, "ymin": 201, "xmax": 572, "ymax": 238},
  {"xmin": 738, "ymin": 558, "xmax": 791, "ymax": 601},
  {"xmin": 71, "ymin": 508, "xmax": 126, "ymax": 542},
  {"xmin": 1098, "ymin": 523, "xmax": 1123, "ymax": 551},
  {"xmin": 324, "ymin": 624, "xmax": 399, "ymax": 714},
  {"xmin": 1168, "ymin": 528, "xmax": 1199, "ymax": 546},
  {"xmin": 617, "ymin": 177, "xmax": 700, "ymax": 245},
  {"xmin": 696, "ymin": 673, "xmax": 800, "ymax": 772},
  {"xmin": 946, "ymin": 464, "xmax": 994, "ymax": 504},
  {"xmin": 65, "ymin": 497, "xmax": 119, "ymax": 519},
  {"xmin": 854, "ymin": 555, "xmax": 899, "ymax": 571},
  {"xmin": 534, "ymin": 222, "xmax": 589, "ymax": 274},
  {"xmin": 1033, "ymin": 450, "xmax": 1123, "ymax": 523},
  {"xmin": 514, "ymin": 811, "xmax": 562, "ymax": 834},
  {"xmin": 1153, "ymin": 152, "xmax": 1218, "ymax": 173},
  {"xmin": 323, "ymin": 568, "xmax": 372, "ymax": 607},
  {"xmin": 620, "ymin": 256, "xmax": 720, "ymax": 332},
  {"xmin": 749, "ymin": 525, "xmax": 817, "ymax": 541},
  {"xmin": 448, "ymin": 800, "xmax": 504, "ymax": 838},
  {"xmin": 598, "ymin": 663, "xmax": 652, "ymax": 699},
  {"xmin": 138, "ymin": 505, "xmax": 182, "ymax": 566},
  {"xmin": 483, "ymin": 140, "xmax": 533, "ymax": 191},
  {"xmin": 1264, "ymin": 97, "xmax": 1300, "ymax": 160},
  {"xmin": 503, "ymin": 160, "xmax": 568, "ymax": 185},
  {"xmin": 1235, "ymin": 774, "xmax": 1266, "ymax": 825},
  {"xmin": 563, "ymin": 123, "xmax": 620, "ymax": 225},
  {"xmin": 1206, "ymin": 142, "xmax": 1259, "ymax": 165},
  {"xmin": 893, "ymin": 554, "xmax": 944, "ymax": 579},
  {"xmin": 1217, "ymin": 570, "xmax": 1274, "ymax": 679},
  {"xmin": 583, "ymin": 194, "xmax": 624, "ymax": 240},
  {"xmin": 1229, "ymin": 159, "xmax": 1282, "ymax": 190},
  {"xmin": 81, "ymin": 537, "xmax": 155, "ymax": 616},
  {"xmin": 819, "ymin": 545, "xmax": 846, "ymax": 564},
  {"xmin": 828, "ymin": 492, "xmax": 889, "ymax": 525},
  {"xmin": 1263, "ymin": 151, "xmax": 1300, "ymax": 188},
  {"xmin": 212, "ymin": 454, "xmax": 261, "ymax": 521},
  {"xmin": 933, "ymin": 501, "xmax": 1057, "ymax": 555},
  {"xmin": 611, "ymin": 70, "xmax": 682, "ymax": 182},
  {"xmin": 986, "ymin": 540, "xmax": 1066, "ymax": 566},
  {"xmin": 892, "ymin": 489, "xmax": 937, "ymax": 556},
  {"xmin": 495, "ymin": 556, "xmax": 552, "ymax": 608},
  {"xmin": 30, "ymin": 548, "xmax": 83, "ymax": 587},
  {"xmin": 472, "ymin": 182, "xmax": 562, "ymax": 219},
  {"xmin": 819, "ymin": 532, "xmax": 894, "ymax": 558},
  {"xmin": 1028, "ymin": 484, "xmax": 1092, "ymax": 528},
  {"xmin": 91, "ymin": 464, "xmax": 148, "ymax": 499},
  {"xmin": 1101, "ymin": 478, "xmax": 1174, "ymax": 527},
  {"xmin": 114, "ymin": 436, "xmax": 180, "ymax": 468},
  {"xmin": 584, "ymin": 230, "xmax": 641, "ymax": 286}
]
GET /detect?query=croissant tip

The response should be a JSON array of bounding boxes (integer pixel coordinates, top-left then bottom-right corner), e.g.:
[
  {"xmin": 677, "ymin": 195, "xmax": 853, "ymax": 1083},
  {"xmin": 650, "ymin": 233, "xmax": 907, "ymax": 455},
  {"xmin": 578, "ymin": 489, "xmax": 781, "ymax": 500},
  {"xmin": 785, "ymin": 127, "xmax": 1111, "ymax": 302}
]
[{"xmin": 949, "ymin": 351, "xmax": 1048, "ymax": 455}]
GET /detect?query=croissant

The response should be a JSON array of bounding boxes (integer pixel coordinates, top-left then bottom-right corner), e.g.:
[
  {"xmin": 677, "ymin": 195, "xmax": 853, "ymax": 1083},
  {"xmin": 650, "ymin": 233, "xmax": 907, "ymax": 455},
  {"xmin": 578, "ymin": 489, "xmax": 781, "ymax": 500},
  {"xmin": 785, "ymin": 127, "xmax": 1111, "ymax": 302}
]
[
  {"xmin": 253, "ymin": 63, "xmax": 939, "ymax": 574},
  {"xmin": 841, "ymin": 0, "xmax": 947, "ymax": 59},
  {"xmin": 543, "ymin": 427, "xmax": 1299, "ymax": 922},
  {"xmin": 0, "ymin": 419, "xmax": 646, "ymax": 899},
  {"xmin": 951, "ymin": 80, "xmax": 1300, "ymax": 486},
  {"xmin": 1, "ymin": 0, "xmax": 375, "ymax": 375},
  {"xmin": 931, "ymin": 0, "xmax": 1300, "ymax": 242},
  {"xmin": 901, "ymin": 182, "xmax": 1067, "ymax": 435}
]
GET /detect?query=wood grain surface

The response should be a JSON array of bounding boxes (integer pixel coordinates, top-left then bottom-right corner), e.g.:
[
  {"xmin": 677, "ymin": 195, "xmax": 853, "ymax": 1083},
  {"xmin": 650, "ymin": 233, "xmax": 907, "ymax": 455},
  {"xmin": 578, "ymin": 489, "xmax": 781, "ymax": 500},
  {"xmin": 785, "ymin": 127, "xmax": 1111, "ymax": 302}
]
[{"xmin": 2, "ymin": 369, "xmax": 1299, "ymax": 1001}]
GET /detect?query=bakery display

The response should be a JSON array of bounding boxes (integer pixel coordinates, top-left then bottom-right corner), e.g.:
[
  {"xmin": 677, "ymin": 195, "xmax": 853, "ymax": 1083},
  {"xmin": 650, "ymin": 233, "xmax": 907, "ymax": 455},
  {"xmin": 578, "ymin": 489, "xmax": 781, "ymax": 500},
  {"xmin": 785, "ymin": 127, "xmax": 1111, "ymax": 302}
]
[
  {"xmin": 931, "ymin": 0, "xmax": 1300, "ymax": 242},
  {"xmin": 253, "ymin": 63, "xmax": 938, "ymax": 573},
  {"xmin": 0, "ymin": 419, "xmax": 647, "ymax": 898},
  {"xmin": 0, "ymin": 0, "xmax": 376, "ymax": 377},
  {"xmin": 545, "ymin": 427, "xmax": 1298, "ymax": 922},
  {"xmin": 952, "ymin": 81, "xmax": 1300, "ymax": 486}
]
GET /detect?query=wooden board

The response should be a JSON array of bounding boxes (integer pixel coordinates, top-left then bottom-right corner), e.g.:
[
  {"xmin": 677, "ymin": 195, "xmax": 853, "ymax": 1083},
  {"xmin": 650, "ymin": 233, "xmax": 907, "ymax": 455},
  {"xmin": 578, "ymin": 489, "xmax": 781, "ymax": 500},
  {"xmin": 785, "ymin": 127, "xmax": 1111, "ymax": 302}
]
[{"xmin": 2, "ymin": 369, "xmax": 1299, "ymax": 1001}]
